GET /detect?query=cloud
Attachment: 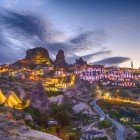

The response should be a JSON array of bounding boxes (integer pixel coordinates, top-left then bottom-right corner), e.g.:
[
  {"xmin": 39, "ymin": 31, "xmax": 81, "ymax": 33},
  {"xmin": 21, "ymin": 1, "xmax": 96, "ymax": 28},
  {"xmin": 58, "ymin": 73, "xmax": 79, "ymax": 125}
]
[
  {"xmin": 0, "ymin": 9, "xmax": 52, "ymax": 41},
  {"xmin": 0, "ymin": 7, "xmax": 126, "ymax": 66},
  {"xmin": 82, "ymin": 50, "xmax": 111, "ymax": 61},
  {"xmin": 93, "ymin": 57, "xmax": 130, "ymax": 66},
  {"xmin": 68, "ymin": 29, "xmax": 109, "ymax": 52},
  {"xmin": 0, "ymin": 8, "xmax": 65, "ymax": 63},
  {"xmin": 44, "ymin": 29, "xmax": 109, "ymax": 63}
]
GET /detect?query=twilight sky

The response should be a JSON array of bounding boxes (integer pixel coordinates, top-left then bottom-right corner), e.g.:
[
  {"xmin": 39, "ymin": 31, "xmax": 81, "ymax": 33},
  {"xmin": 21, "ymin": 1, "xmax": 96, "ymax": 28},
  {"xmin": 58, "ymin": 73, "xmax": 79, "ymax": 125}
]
[{"xmin": 0, "ymin": 0, "xmax": 140, "ymax": 68}]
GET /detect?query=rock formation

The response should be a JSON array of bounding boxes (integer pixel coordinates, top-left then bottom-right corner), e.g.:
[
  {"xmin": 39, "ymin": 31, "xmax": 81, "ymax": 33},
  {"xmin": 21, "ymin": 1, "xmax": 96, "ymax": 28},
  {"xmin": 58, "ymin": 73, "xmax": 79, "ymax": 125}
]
[
  {"xmin": 25, "ymin": 47, "xmax": 53, "ymax": 65},
  {"xmin": 30, "ymin": 81, "xmax": 49, "ymax": 111},
  {"xmin": 54, "ymin": 49, "xmax": 68, "ymax": 68},
  {"xmin": 75, "ymin": 57, "xmax": 87, "ymax": 65},
  {"xmin": 12, "ymin": 47, "xmax": 53, "ymax": 67}
]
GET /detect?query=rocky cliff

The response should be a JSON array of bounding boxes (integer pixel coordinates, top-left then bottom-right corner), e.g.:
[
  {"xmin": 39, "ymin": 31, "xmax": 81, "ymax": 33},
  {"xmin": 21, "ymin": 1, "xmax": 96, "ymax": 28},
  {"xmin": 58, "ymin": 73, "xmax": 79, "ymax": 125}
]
[
  {"xmin": 25, "ymin": 47, "xmax": 53, "ymax": 65},
  {"xmin": 12, "ymin": 47, "xmax": 53, "ymax": 67}
]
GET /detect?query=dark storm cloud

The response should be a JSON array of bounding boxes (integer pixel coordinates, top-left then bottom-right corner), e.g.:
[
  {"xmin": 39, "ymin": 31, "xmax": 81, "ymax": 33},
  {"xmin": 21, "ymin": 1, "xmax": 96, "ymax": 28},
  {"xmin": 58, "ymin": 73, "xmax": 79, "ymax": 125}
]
[
  {"xmin": 0, "ymin": 9, "xmax": 50, "ymax": 41},
  {"xmin": 94, "ymin": 57, "xmax": 130, "ymax": 66}
]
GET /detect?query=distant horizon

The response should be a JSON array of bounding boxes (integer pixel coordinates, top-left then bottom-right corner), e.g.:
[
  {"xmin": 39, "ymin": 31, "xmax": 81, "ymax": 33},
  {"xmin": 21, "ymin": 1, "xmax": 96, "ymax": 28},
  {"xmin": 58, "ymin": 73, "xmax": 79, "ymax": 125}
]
[{"xmin": 0, "ymin": 46, "xmax": 138, "ymax": 69}]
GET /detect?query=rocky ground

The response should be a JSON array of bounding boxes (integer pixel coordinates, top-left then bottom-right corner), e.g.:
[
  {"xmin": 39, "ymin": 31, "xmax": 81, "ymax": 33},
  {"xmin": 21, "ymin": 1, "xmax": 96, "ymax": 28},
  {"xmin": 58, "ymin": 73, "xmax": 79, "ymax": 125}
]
[{"xmin": 0, "ymin": 106, "xmax": 61, "ymax": 140}]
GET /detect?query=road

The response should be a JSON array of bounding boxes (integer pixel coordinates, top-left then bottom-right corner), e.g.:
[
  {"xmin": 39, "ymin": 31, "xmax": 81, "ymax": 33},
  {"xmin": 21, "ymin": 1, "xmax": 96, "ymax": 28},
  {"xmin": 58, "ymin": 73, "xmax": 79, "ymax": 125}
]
[{"xmin": 92, "ymin": 100, "xmax": 125, "ymax": 140}]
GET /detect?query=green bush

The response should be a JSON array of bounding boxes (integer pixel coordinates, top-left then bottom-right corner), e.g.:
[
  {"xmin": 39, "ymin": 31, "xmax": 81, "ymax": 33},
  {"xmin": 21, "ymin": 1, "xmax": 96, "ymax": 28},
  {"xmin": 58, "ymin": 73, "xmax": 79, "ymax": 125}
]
[
  {"xmin": 25, "ymin": 108, "xmax": 48, "ymax": 128},
  {"xmin": 99, "ymin": 120, "xmax": 111, "ymax": 128}
]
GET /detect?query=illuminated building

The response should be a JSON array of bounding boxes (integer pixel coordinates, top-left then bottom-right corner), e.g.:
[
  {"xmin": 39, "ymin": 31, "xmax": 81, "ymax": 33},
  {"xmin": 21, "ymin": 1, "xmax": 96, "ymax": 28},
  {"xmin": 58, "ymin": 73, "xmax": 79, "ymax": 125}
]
[
  {"xmin": 78, "ymin": 65, "xmax": 140, "ymax": 87},
  {"xmin": 43, "ymin": 74, "xmax": 75, "ymax": 91}
]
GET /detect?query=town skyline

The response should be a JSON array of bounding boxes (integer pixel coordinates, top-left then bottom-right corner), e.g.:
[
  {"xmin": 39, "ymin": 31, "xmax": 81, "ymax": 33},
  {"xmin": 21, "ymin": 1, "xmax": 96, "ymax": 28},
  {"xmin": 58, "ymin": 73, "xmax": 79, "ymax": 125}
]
[{"xmin": 1, "ymin": 46, "xmax": 137, "ymax": 70}]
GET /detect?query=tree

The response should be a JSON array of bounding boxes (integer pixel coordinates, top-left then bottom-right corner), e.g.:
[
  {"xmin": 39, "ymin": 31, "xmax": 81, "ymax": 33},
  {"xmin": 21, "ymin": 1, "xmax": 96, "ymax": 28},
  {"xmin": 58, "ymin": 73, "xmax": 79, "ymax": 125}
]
[
  {"xmin": 69, "ymin": 133, "xmax": 78, "ymax": 140},
  {"xmin": 99, "ymin": 120, "xmax": 111, "ymax": 128},
  {"xmin": 40, "ymin": 112, "xmax": 48, "ymax": 127},
  {"xmin": 55, "ymin": 111, "xmax": 70, "ymax": 126},
  {"xmin": 50, "ymin": 103, "xmax": 72, "ymax": 126}
]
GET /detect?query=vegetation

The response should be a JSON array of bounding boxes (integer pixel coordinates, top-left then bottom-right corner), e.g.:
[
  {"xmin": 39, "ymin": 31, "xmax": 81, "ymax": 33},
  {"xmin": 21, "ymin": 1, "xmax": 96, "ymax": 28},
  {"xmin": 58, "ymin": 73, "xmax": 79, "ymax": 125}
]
[
  {"xmin": 119, "ymin": 107, "xmax": 137, "ymax": 118},
  {"xmin": 131, "ymin": 124, "xmax": 140, "ymax": 132},
  {"xmin": 46, "ymin": 91, "xmax": 64, "ymax": 97},
  {"xmin": 98, "ymin": 120, "xmax": 111, "ymax": 128},
  {"xmin": 69, "ymin": 133, "xmax": 79, "ymax": 140},
  {"xmin": 24, "ymin": 107, "xmax": 48, "ymax": 128},
  {"xmin": 50, "ymin": 102, "xmax": 81, "ymax": 139},
  {"xmin": 72, "ymin": 112, "xmax": 93, "ymax": 125},
  {"xmin": 23, "ymin": 101, "xmax": 81, "ymax": 139},
  {"xmin": 136, "ymin": 136, "xmax": 140, "ymax": 140},
  {"xmin": 50, "ymin": 102, "xmax": 72, "ymax": 126},
  {"xmin": 98, "ymin": 99, "xmax": 139, "ymax": 117}
]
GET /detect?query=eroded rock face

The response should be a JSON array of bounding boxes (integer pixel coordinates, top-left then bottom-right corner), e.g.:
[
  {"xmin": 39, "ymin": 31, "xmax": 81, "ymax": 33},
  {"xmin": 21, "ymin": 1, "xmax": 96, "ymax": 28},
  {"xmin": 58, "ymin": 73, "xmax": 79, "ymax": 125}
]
[
  {"xmin": 54, "ymin": 49, "xmax": 68, "ymax": 68},
  {"xmin": 75, "ymin": 58, "xmax": 87, "ymax": 65},
  {"xmin": 25, "ymin": 47, "xmax": 52, "ymax": 65},
  {"xmin": 30, "ymin": 82, "xmax": 49, "ymax": 111},
  {"xmin": 12, "ymin": 47, "xmax": 53, "ymax": 68}
]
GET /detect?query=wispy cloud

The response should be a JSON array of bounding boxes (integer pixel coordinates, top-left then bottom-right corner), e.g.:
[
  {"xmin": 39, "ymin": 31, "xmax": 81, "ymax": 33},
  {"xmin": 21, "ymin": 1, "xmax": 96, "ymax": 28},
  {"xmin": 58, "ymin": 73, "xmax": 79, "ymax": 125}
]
[
  {"xmin": 78, "ymin": 50, "xmax": 111, "ymax": 64},
  {"xmin": 94, "ymin": 57, "xmax": 130, "ymax": 66}
]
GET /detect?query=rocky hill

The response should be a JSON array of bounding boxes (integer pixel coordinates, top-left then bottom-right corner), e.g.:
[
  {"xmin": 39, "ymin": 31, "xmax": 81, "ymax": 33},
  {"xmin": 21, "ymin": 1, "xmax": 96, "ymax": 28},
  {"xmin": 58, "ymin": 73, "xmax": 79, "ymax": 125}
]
[
  {"xmin": 12, "ymin": 47, "xmax": 53, "ymax": 67},
  {"xmin": 12, "ymin": 47, "xmax": 70, "ymax": 68},
  {"xmin": 25, "ymin": 47, "xmax": 53, "ymax": 65}
]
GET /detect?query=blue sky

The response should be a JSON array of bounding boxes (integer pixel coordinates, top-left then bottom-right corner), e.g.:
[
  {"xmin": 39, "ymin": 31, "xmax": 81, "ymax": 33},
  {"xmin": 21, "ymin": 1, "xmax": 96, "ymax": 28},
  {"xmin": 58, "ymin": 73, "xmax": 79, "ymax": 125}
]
[{"xmin": 0, "ymin": 0, "xmax": 139, "ymax": 68}]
